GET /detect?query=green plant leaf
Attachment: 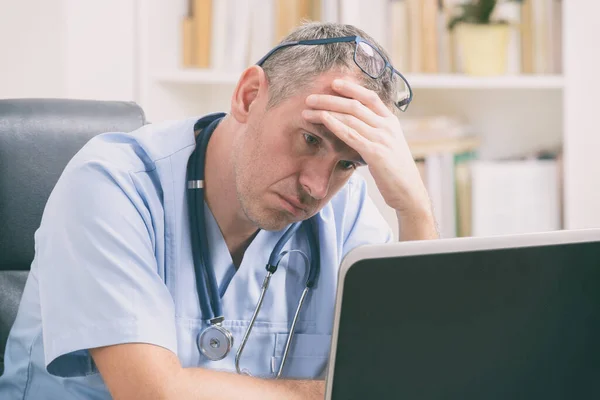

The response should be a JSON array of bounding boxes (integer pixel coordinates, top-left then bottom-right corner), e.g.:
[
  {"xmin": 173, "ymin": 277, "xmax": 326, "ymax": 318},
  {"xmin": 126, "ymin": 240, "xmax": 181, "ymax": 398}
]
[{"xmin": 447, "ymin": 0, "xmax": 523, "ymax": 30}]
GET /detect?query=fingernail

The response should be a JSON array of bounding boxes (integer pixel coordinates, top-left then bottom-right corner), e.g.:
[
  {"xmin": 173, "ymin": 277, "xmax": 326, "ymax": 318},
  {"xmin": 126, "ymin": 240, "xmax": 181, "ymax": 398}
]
[{"xmin": 333, "ymin": 79, "xmax": 344, "ymax": 89}]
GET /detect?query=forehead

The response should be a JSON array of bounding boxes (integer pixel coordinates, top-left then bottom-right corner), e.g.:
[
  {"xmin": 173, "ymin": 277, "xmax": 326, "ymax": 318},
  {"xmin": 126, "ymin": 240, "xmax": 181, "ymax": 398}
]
[
  {"xmin": 305, "ymin": 73, "xmax": 362, "ymax": 154},
  {"xmin": 267, "ymin": 70, "xmax": 365, "ymax": 160},
  {"xmin": 303, "ymin": 70, "xmax": 362, "ymax": 96}
]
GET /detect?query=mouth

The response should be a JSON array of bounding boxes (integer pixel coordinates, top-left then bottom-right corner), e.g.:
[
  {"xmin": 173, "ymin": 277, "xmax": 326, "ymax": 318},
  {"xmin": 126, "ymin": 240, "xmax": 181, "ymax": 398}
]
[{"xmin": 277, "ymin": 194, "xmax": 307, "ymax": 217}]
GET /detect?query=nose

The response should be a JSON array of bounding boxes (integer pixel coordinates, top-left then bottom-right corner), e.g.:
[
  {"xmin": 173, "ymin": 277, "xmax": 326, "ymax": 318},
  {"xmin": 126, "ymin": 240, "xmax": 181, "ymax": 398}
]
[{"xmin": 299, "ymin": 160, "xmax": 336, "ymax": 201}]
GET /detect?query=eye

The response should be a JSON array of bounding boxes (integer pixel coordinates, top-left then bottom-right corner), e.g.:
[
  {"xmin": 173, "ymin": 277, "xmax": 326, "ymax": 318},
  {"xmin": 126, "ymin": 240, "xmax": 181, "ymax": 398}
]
[
  {"xmin": 339, "ymin": 160, "xmax": 357, "ymax": 171},
  {"xmin": 303, "ymin": 133, "xmax": 320, "ymax": 146}
]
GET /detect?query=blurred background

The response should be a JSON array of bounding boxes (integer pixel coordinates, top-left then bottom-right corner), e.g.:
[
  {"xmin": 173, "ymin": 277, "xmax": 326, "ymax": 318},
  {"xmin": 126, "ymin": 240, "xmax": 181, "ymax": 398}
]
[{"xmin": 1, "ymin": 0, "xmax": 599, "ymax": 240}]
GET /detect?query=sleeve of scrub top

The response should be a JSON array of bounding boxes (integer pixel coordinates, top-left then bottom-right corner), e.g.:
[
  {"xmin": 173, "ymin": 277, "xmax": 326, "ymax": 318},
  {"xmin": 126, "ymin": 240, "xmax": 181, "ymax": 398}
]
[
  {"xmin": 36, "ymin": 158, "xmax": 177, "ymax": 378},
  {"xmin": 341, "ymin": 174, "xmax": 394, "ymax": 257}
]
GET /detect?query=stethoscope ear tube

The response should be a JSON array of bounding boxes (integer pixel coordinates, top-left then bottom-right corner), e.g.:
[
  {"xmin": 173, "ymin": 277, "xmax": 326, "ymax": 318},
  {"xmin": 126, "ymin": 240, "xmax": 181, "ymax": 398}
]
[
  {"xmin": 236, "ymin": 217, "xmax": 320, "ymax": 378},
  {"xmin": 305, "ymin": 218, "xmax": 320, "ymax": 288},
  {"xmin": 188, "ymin": 117, "xmax": 226, "ymax": 320},
  {"xmin": 266, "ymin": 222, "xmax": 302, "ymax": 273},
  {"xmin": 195, "ymin": 118, "xmax": 224, "ymax": 318},
  {"xmin": 187, "ymin": 137, "xmax": 213, "ymax": 320},
  {"xmin": 190, "ymin": 115, "xmax": 235, "ymax": 362}
]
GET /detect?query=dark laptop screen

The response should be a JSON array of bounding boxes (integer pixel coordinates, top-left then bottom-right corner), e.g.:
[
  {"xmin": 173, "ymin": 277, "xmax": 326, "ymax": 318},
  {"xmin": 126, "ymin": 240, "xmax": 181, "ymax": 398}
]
[{"xmin": 330, "ymin": 241, "xmax": 600, "ymax": 400}]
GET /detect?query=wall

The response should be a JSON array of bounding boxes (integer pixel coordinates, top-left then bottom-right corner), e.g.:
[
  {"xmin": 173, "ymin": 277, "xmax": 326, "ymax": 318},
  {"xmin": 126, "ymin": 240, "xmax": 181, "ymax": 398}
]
[
  {"xmin": 563, "ymin": 0, "xmax": 600, "ymax": 229},
  {"xmin": 0, "ymin": 0, "xmax": 136, "ymax": 101},
  {"xmin": 2, "ymin": 0, "xmax": 600, "ymax": 232},
  {"xmin": 0, "ymin": 0, "xmax": 67, "ymax": 98}
]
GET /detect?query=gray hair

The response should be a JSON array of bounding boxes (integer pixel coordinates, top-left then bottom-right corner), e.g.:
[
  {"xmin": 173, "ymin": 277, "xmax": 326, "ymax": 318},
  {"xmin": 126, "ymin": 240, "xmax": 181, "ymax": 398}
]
[{"xmin": 260, "ymin": 22, "xmax": 396, "ymax": 111}]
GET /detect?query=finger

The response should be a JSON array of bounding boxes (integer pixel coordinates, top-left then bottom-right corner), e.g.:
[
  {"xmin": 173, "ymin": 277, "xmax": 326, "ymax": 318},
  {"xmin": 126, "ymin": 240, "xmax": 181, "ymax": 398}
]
[
  {"xmin": 305, "ymin": 94, "xmax": 381, "ymax": 128},
  {"xmin": 302, "ymin": 109, "xmax": 381, "ymax": 143},
  {"xmin": 314, "ymin": 110, "xmax": 372, "ymax": 153},
  {"xmin": 331, "ymin": 79, "xmax": 393, "ymax": 118}
]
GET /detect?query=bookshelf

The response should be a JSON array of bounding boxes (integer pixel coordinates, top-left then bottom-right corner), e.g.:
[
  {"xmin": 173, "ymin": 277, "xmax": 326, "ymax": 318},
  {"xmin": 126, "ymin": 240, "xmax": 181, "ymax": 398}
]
[{"xmin": 136, "ymin": 0, "xmax": 600, "ymax": 237}]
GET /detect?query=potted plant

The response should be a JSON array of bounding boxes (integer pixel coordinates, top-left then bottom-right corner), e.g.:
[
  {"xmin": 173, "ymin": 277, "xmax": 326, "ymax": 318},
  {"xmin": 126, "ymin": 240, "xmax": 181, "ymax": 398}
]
[{"xmin": 448, "ymin": 0, "xmax": 523, "ymax": 76}]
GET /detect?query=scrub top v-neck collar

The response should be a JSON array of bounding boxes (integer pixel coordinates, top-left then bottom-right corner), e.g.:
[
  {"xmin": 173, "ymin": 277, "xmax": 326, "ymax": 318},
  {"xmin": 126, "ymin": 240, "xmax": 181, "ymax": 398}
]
[{"xmin": 202, "ymin": 202, "xmax": 297, "ymax": 322}]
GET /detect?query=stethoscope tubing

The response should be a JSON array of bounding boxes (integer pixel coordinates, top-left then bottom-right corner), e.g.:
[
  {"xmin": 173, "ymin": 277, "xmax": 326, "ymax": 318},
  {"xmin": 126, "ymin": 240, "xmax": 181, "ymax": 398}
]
[
  {"xmin": 186, "ymin": 127, "xmax": 213, "ymax": 320},
  {"xmin": 188, "ymin": 116, "xmax": 227, "ymax": 320},
  {"xmin": 187, "ymin": 114, "xmax": 321, "ymax": 378}
]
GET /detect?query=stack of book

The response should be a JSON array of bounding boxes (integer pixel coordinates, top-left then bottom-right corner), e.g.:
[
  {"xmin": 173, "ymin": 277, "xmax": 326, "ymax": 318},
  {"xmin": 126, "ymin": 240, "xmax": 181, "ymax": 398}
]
[
  {"xmin": 403, "ymin": 116, "xmax": 479, "ymax": 239},
  {"xmin": 181, "ymin": 0, "xmax": 563, "ymax": 75},
  {"xmin": 181, "ymin": 0, "xmax": 321, "ymax": 70},
  {"xmin": 363, "ymin": 116, "xmax": 562, "ymax": 240}
]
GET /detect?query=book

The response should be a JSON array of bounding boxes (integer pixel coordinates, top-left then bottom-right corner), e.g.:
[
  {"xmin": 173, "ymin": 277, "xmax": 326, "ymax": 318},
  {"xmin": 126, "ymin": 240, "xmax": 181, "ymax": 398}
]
[{"xmin": 470, "ymin": 159, "xmax": 561, "ymax": 237}]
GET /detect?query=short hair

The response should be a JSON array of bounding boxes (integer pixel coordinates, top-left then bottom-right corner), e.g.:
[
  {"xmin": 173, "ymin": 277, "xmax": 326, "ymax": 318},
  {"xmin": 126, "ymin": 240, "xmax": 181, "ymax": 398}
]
[{"xmin": 260, "ymin": 21, "xmax": 396, "ymax": 112}]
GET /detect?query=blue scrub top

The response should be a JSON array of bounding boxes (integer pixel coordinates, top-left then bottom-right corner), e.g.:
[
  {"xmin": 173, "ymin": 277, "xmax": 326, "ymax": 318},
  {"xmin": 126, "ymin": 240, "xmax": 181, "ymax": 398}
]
[{"xmin": 0, "ymin": 115, "xmax": 392, "ymax": 399}]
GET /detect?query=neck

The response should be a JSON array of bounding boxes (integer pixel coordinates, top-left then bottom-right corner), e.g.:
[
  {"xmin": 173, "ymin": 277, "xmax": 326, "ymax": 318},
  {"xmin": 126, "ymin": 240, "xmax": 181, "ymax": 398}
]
[{"xmin": 203, "ymin": 116, "xmax": 258, "ymax": 264}]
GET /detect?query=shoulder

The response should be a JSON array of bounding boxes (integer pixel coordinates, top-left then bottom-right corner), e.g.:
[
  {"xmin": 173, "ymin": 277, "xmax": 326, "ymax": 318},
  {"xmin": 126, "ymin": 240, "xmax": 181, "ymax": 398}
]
[
  {"xmin": 43, "ymin": 117, "xmax": 203, "ymax": 236},
  {"xmin": 69, "ymin": 117, "xmax": 199, "ymax": 175},
  {"xmin": 53, "ymin": 116, "xmax": 201, "ymax": 208}
]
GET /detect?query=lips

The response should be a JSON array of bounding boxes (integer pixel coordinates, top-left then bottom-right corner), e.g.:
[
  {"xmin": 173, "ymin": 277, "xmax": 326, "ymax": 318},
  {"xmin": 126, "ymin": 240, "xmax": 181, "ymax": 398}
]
[{"xmin": 278, "ymin": 194, "xmax": 306, "ymax": 216}]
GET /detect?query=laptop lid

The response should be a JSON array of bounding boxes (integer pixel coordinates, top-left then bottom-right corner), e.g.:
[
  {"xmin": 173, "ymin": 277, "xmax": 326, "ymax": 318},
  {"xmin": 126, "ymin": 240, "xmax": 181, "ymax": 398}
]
[{"xmin": 325, "ymin": 228, "xmax": 600, "ymax": 400}]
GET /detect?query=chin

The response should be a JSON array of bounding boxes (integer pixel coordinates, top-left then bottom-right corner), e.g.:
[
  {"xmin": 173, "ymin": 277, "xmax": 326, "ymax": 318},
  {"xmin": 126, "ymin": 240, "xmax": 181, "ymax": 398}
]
[
  {"xmin": 241, "ymin": 195, "xmax": 311, "ymax": 231},
  {"xmin": 254, "ymin": 213, "xmax": 295, "ymax": 231},
  {"xmin": 246, "ymin": 205, "xmax": 305, "ymax": 231}
]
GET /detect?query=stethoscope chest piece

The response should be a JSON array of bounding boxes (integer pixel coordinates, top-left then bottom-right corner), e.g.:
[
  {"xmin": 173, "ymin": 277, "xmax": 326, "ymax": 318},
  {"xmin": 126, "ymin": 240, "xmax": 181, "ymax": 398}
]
[{"xmin": 198, "ymin": 319, "xmax": 234, "ymax": 361}]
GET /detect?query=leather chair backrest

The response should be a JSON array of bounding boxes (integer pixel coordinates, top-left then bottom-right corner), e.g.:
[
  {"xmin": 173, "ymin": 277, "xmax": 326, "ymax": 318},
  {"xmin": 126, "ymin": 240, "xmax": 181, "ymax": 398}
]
[{"xmin": 0, "ymin": 98, "xmax": 146, "ymax": 375}]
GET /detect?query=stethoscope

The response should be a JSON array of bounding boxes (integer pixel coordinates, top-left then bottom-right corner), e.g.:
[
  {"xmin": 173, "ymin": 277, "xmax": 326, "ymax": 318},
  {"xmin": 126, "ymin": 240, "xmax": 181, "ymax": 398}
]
[{"xmin": 186, "ymin": 113, "xmax": 321, "ymax": 378}]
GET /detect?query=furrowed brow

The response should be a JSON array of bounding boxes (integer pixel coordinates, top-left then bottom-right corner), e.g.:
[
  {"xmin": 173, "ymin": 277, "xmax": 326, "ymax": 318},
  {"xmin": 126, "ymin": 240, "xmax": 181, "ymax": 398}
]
[{"xmin": 307, "ymin": 122, "xmax": 366, "ymax": 165}]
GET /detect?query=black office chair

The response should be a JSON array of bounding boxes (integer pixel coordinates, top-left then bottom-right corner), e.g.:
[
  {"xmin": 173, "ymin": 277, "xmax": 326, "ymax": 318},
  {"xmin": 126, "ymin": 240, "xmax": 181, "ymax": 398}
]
[{"xmin": 0, "ymin": 98, "xmax": 147, "ymax": 375}]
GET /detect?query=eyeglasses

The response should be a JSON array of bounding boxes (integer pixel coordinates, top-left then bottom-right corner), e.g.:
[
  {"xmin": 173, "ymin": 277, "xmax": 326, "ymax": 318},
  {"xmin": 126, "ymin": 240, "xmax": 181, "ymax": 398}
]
[{"xmin": 256, "ymin": 36, "xmax": 413, "ymax": 112}]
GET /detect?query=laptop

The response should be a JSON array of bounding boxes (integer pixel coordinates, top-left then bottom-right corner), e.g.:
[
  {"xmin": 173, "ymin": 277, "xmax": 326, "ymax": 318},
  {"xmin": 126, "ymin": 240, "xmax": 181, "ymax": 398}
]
[{"xmin": 324, "ymin": 228, "xmax": 600, "ymax": 400}]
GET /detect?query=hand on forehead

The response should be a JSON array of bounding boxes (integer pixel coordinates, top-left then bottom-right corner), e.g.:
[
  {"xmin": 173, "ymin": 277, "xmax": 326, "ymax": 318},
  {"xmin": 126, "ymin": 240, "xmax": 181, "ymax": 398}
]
[
  {"xmin": 301, "ymin": 72, "xmax": 393, "ymax": 156},
  {"xmin": 300, "ymin": 67, "xmax": 426, "ymax": 219},
  {"xmin": 304, "ymin": 73, "xmax": 391, "ymax": 119},
  {"xmin": 306, "ymin": 72, "xmax": 362, "ymax": 97}
]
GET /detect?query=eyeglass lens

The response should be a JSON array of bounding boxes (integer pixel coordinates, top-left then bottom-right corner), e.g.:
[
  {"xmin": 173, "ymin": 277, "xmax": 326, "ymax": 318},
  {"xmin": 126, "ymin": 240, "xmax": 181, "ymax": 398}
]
[
  {"xmin": 355, "ymin": 41, "xmax": 385, "ymax": 78},
  {"xmin": 355, "ymin": 41, "xmax": 410, "ymax": 111},
  {"xmin": 394, "ymin": 75, "xmax": 410, "ymax": 111}
]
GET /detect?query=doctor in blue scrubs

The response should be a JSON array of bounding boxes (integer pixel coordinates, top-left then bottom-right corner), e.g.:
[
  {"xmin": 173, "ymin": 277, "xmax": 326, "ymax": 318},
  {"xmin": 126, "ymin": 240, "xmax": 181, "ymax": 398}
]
[{"xmin": 0, "ymin": 22, "xmax": 437, "ymax": 399}]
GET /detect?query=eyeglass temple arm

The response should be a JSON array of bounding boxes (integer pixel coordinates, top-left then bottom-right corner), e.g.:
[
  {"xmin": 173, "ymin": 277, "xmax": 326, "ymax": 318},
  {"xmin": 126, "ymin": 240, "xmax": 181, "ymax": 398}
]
[
  {"xmin": 255, "ymin": 36, "xmax": 358, "ymax": 65},
  {"xmin": 256, "ymin": 41, "xmax": 299, "ymax": 65},
  {"xmin": 255, "ymin": 36, "xmax": 413, "ymax": 110},
  {"xmin": 297, "ymin": 36, "xmax": 357, "ymax": 45}
]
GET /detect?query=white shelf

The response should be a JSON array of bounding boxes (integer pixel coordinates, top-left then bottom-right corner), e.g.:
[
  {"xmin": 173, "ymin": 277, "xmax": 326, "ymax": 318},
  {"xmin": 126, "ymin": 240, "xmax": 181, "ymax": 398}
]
[
  {"xmin": 153, "ymin": 69, "xmax": 564, "ymax": 90},
  {"xmin": 154, "ymin": 69, "xmax": 240, "ymax": 85},
  {"xmin": 406, "ymin": 74, "xmax": 564, "ymax": 89}
]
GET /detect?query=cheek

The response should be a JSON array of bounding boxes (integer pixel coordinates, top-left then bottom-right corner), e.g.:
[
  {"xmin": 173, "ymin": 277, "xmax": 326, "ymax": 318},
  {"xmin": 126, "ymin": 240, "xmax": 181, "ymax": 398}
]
[
  {"xmin": 238, "ymin": 136, "xmax": 286, "ymax": 189},
  {"xmin": 324, "ymin": 172, "xmax": 353, "ymax": 200},
  {"xmin": 262, "ymin": 131, "xmax": 300, "ymax": 174},
  {"xmin": 240, "ymin": 122, "xmax": 301, "ymax": 186}
]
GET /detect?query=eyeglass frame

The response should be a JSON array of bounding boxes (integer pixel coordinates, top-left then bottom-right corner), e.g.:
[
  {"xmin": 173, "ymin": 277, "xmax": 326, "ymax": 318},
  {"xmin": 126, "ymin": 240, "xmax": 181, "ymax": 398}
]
[{"xmin": 255, "ymin": 35, "xmax": 413, "ymax": 112}]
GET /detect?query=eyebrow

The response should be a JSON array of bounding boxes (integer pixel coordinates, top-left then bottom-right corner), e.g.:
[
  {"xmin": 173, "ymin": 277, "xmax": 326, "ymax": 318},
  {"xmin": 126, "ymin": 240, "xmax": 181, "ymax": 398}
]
[{"xmin": 305, "ymin": 122, "xmax": 366, "ymax": 165}]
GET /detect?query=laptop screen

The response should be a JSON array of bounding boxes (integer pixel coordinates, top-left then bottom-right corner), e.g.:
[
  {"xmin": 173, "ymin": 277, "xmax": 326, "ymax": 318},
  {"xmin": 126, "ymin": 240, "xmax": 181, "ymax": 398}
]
[{"xmin": 329, "ymin": 240, "xmax": 600, "ymax": 399}]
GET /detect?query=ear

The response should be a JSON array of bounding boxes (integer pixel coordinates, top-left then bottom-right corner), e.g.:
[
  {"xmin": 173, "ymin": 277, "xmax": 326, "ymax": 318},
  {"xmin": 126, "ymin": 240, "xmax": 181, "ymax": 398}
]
[{"xmin": 230, "ymin": 65, "xmax": 268, "ymax": 123}]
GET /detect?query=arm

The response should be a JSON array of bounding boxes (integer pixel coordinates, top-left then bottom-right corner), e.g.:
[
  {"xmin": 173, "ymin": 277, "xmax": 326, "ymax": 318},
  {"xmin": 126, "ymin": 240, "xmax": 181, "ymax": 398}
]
[
  {"xmin": 396, "ymin": 208, "xmax": 439, "ymax": 241},
  {"xmin": 90, "ymin": 344, "xmax": 324, "ymax": 400},
  {"xmin": 303, "ymin": 79, "xmax": 440, "ymax": 241},
  {"xmin": 38, "ymin": 158, "xmax": 323, "ymax": 398}
]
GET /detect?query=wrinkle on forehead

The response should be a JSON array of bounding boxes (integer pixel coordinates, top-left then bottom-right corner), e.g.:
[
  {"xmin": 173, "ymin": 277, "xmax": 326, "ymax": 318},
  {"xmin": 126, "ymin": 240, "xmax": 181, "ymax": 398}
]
[{"xmin": 306, "ymin": 70, "xmax": 362, "ymax": 97}]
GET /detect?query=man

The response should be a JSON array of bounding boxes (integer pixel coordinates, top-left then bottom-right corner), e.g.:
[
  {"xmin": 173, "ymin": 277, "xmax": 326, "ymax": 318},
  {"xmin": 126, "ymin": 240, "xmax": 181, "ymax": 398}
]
[{"xmin": 0, "ymin": 22, "xmax": 437, "ymax": 399}]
